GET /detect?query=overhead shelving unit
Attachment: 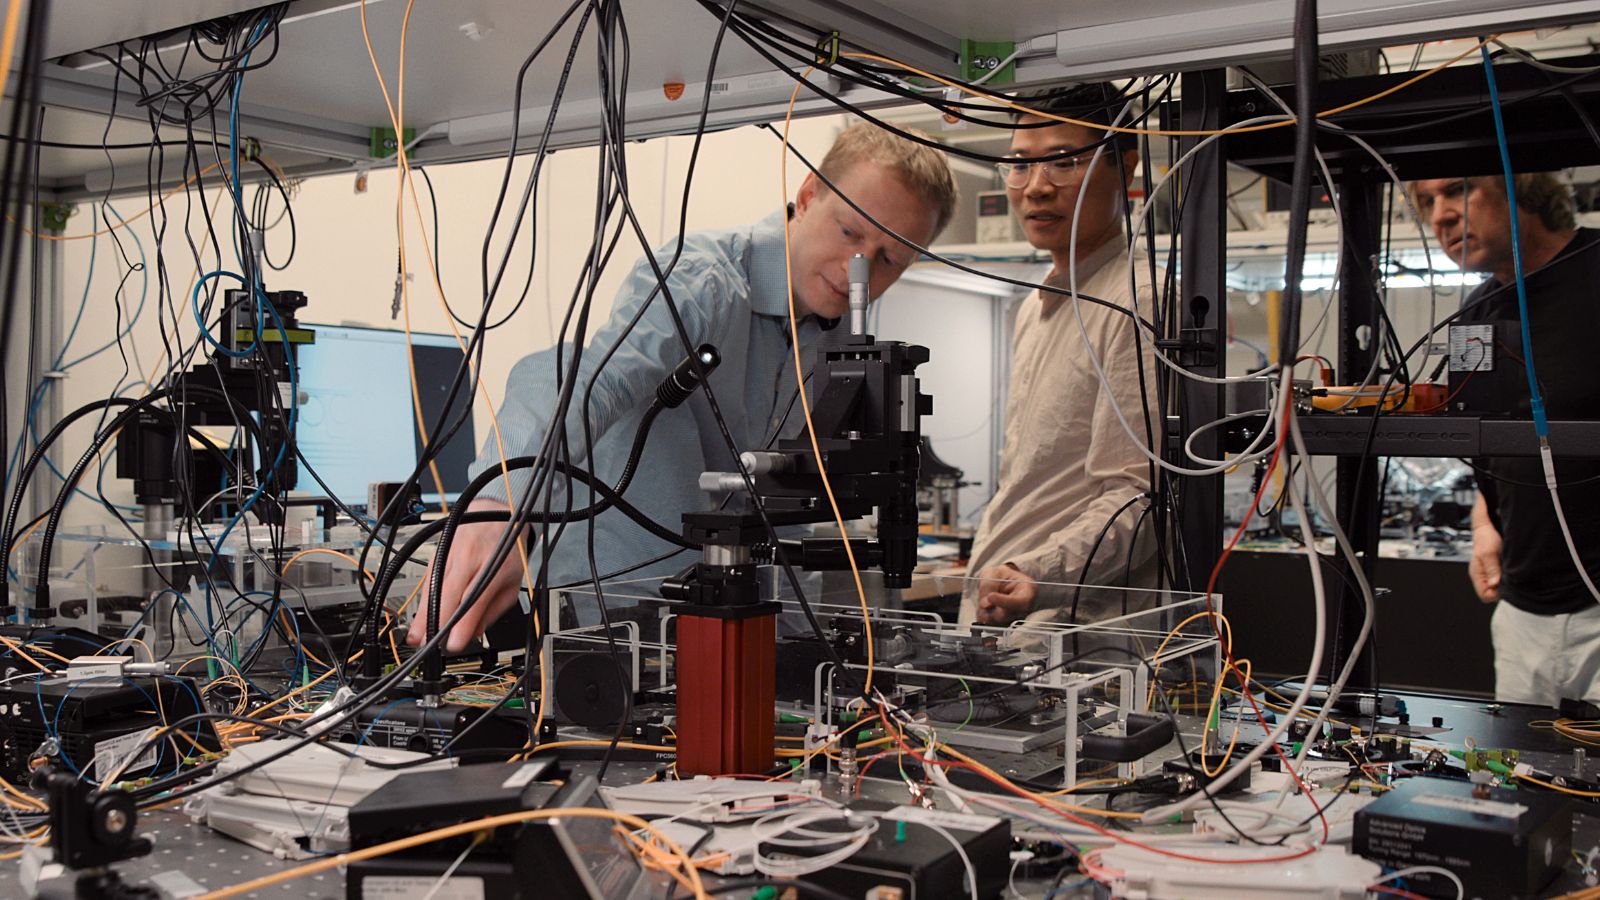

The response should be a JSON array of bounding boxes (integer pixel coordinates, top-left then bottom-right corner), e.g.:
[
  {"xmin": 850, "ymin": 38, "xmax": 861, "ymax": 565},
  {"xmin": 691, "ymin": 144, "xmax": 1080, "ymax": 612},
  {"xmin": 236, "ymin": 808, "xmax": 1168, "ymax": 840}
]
[{"xmin": 29, "ymin": 0, "xmax": 1600, "ymax": 197}]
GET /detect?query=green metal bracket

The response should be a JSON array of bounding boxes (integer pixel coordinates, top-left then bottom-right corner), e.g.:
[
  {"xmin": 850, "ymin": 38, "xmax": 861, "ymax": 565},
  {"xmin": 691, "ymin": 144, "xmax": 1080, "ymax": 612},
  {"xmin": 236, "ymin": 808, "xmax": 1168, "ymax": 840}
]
[
  {"xmin": 961, "ymin": 39, "xmax": 1017, "ymax": 86},
  {"xmin": 369, "ymin": 125, "xmax": 415, "ymax": 159}
]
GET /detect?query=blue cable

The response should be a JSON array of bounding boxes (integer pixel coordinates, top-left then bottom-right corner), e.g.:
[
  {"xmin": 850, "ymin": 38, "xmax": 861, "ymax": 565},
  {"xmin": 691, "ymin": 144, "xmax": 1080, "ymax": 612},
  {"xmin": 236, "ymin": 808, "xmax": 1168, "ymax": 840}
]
[
  {"xmin": 1480, "ymin": 45, "xmax": 1548, "ymax": 437},
  {"xmin": 54, "ymin": 203, "xmax": 96, "ymax": 368},
  {"xmin": 57, "ymin": 201, "xmax": 148, "ymax": 371},
  {"xmin": 190, "ymin": 270, "xmax": 256, "ymax": 357}
]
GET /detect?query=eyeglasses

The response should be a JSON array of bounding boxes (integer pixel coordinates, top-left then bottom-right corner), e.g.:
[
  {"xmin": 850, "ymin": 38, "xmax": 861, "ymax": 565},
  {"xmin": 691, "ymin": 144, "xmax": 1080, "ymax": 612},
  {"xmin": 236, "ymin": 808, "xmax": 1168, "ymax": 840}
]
[{"xmin": 995, "ymin": 152, "xmax": 1094, "ymax": 188}]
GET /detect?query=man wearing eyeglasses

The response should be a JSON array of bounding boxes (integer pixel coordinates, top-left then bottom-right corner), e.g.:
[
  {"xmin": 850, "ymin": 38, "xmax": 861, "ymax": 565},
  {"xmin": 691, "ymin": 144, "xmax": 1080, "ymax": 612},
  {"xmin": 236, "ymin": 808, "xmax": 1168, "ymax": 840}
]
[{"xmin": 962, "ymin": 83, "xmax": 1161, "ymax": 628}]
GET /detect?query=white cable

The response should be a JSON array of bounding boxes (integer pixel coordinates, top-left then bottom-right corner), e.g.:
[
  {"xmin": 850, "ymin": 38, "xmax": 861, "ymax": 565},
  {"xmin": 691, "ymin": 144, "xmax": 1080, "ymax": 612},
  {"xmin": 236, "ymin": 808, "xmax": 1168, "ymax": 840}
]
[
  {"xmin": 1182, "ymin": 406, "xmax": 1275, "ymax": 467},
  {"xmin": 418, "ymin": 834, "xmax": 480, "ymax": 900},
  {"xmin": 1266, "ymin": 406, "xmax": 1377, "ymax": 814},
  {"xmin": 1541, "ymin": 443, "xmax": 1600, "ymax": 602},
  {"xmin": 1063, "ymin": 117, "xmax": 1295, "ymax": 475},
  {"xmin": 1141, "ymin": 372, "xmax": 1330, "ymax": 824},
  {"xmin": 749, "ymin": 808, "xmax": 877, "ymax": 878},
  {"xmin": 1371, "ymin": 865, "xmax": 1465, "ymax": 900}
]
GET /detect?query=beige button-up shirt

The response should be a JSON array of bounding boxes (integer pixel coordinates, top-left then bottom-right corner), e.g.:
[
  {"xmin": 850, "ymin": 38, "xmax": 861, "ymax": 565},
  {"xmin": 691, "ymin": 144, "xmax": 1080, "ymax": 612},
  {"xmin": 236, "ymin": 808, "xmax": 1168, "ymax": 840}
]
[{"xmin": 959, "ymin": 238, "xmax": 1161, "ymax": 625}]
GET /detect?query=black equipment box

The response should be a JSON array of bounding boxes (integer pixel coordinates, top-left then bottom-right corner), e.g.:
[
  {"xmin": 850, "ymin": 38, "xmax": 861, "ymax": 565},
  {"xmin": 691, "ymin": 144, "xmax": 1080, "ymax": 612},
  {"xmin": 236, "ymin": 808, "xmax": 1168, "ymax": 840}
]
[
  {"xmin": 779, "ymin": 802, "xmax": 1012, "ymax": 900},
  {"xmin": 347, "ymin": 758, "xmax": 558, "ymax": 847},
  {"xmin": 0, "ymin": 674, "xmax": 214, "ymax": 782},
  {"xmin": 346, "ymin": 760, "xmax": 559, "ymax": 899},
  {"xmin": 323, "ymin": 697, "xmax": 528, "ymax": 756},
  {"xmin": 1353, "ymin": 776, "xmax": 1571, "ymax": 899},
  {"xmin": 347, "ymin": 772, "xmax": 650, "ymax": 900}
]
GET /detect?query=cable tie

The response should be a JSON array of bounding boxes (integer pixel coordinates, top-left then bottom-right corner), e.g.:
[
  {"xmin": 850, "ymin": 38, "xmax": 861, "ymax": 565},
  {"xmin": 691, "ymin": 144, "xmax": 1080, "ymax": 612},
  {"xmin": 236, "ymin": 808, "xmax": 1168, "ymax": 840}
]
[
  {"xmin": 814, "ymin": 31, "xmax": 840, "ymax": 66},
  {"xmin": 40, "ymin": 370, "xmax": 67, "ymax": 380}
]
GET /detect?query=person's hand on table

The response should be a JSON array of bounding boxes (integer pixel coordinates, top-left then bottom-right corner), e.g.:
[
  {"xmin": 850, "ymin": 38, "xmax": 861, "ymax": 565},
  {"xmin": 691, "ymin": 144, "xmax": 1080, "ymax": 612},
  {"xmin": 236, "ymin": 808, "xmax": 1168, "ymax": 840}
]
[
  {"xmin": 405, "ymin": 498, "xmax": 530, "ymax": 652},
  {"xmin": 975, "ymin": 563, "xmax": 1037, "ymax": 624}
]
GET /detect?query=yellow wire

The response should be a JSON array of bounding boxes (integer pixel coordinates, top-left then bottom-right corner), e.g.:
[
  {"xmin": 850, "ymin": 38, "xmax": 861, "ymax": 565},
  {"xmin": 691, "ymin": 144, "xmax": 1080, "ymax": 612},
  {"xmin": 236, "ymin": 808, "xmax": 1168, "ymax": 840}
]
[
  {"xmin": 1516, "ymin": 771, "xmax": 1600, "ymax": 797},
  {"xmin": 249, "ymin": 666, "xmax": 336, "ymax": 718},
  {"xmin": 358, "ymin": 0, "xmax": 549, "ymax": 744},
  {"xmin": 839, "ymin": 35, "xmax": 1496, "ymax": 138},
  {"xmin": 0, "ymin": 634, "xmax": 56, "ymax": 672},
  {"xmin": 778, "ymin": 67, "xmax": 875, "ymax": 697},
  {"xmin": 936, "ymin": 742, "xmax": 1143, "ymax": 820},
  {"xmin": 193, "ymin": 807, "xmax": 707, "ymax": 899},
  {"xmin": 1145, "ymin": 609, "xmax": 1232, "ymax": 707},
  {"xmin": 766, "ymin": 715, "xmax": 880, "ymax": 777},
  {"xmin": 0, "ymin": 1, "xmax": 25, "ymax": 136},
  {"xmin": 279, "ymin": 547, "xmax": 376, "ymax": 581}
]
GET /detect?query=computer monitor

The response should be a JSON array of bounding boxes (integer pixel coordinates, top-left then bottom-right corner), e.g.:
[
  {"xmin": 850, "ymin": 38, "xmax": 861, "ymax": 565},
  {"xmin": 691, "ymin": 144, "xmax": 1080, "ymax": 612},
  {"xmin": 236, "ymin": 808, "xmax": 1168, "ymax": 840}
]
[{"xmin": 292, "ymin": 324, "xmax": 477, "ymax": 509}]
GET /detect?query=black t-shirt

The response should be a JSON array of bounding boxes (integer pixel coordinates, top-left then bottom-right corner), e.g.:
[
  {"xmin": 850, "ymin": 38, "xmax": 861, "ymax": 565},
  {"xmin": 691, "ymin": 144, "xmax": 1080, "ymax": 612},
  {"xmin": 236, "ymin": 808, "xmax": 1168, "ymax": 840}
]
[{"xmin": 1461, "ymin": 227, "xmax": 1600, "ymax": 615}]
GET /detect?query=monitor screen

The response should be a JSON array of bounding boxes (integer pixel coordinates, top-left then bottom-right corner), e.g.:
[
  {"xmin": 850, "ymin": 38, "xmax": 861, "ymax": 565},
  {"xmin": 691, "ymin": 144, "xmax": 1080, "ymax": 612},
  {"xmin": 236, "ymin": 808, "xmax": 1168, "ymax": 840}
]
[{"xmin": 292, "ymin": 324, "xmax": 477, "ymax": 508}]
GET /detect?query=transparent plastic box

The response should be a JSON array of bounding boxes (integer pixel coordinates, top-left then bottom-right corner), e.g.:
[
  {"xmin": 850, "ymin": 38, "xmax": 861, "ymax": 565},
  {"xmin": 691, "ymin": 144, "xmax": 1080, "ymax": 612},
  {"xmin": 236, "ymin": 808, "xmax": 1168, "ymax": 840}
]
[{"xmin": 551, "ymin": 569, "xmax": 1222, "ymax": 788}]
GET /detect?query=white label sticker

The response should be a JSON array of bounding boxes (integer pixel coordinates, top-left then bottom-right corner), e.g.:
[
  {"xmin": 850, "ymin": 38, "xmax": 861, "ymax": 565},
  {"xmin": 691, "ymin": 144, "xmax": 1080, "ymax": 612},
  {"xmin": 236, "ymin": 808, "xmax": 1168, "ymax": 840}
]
[
  {"xmin": 65, "ymin": 661, "xmax": 125, "ymax": 681},
  {"xmin": 880, "ymin": 804, "xmax": 1001, "ymax": 833},
  {"xmin": 1412, "ymin": 792, "xmax": 1527, "ymax": 820},
  {"xmin": 94, "ymin": 728, "xmax": 159, "ymax": 781},
  {"xmin": 363, "ymin": 876, "xmax": 485, "ymax": 900},
  {"xmin": 1448, "ymin": 324, "xmax": 1495, "ymax": 372}
]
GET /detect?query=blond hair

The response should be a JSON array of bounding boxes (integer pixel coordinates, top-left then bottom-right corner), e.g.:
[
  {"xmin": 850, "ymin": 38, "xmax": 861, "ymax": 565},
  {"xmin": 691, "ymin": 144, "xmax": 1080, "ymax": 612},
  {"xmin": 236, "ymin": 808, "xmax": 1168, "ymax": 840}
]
[{"xmin": 818, "ymin": 122, "xmax": 957, "ymax": 237}]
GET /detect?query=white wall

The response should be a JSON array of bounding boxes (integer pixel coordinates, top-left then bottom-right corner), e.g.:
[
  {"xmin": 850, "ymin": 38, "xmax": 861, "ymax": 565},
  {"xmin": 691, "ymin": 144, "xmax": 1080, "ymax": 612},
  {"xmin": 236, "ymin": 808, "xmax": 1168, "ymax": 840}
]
[{"xmin": 873, "ymin": 278, "xmax": 1004, "ymax": 526}]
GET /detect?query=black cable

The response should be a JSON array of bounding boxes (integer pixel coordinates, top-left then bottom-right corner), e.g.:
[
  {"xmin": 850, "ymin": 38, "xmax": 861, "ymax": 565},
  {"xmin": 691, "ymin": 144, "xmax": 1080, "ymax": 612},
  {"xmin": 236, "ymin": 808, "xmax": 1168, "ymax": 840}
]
[
  {"xmin": 353, "ymin": 0, "xmax": 593, "ymax": 622},
  {"xmin": 1065, "ymin": 492, "xmax": 1148, "ymax": 626},
  {"xmin": 250, "ymin": 157, "xmax": 296, "ymax": 270},
  {"xmin": 0, "ymin": 0, "xmax": 50, "ymax": 530},
  {"xmin": 0, "ymin": 133, "xmax": 192, "ymax": 150},
  {"xmin": 1276, "ymin": 0, "xmax": 1319, "ymax": 366}
]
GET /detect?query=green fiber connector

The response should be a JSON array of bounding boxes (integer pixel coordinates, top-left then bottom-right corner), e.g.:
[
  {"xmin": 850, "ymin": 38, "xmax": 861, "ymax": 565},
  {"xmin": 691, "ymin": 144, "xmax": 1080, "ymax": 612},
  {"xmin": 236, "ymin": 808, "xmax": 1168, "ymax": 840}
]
[
  {"xmin": 754, "ymin": 887, "xmax": 778, "ymax": 900},
  {"xmin": 38, "ymin": 203, "xmax": 73, "ymax": 236},
  {"xmin": 1453, "ymin": 746, "xmax": 1520, "ymax": 772},
  {"xmin": 779, "ymin": 712, "xmax": 811, "ymax": 724},
  {"xmin": 506, "ymin": 697, "xmax": 526, "ymax": 709},
  {"xmin": 369, "ymin": 125, "xmax": 415, "ymax": 159},
  {"xmin": 961, "ymin": 39, "xmax": 1017, "ymax": 85}
]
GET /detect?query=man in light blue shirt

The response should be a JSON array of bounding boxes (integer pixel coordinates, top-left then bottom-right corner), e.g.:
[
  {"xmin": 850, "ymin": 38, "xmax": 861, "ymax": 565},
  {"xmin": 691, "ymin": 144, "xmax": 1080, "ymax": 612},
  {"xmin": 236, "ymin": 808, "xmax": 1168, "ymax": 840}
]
[{"xmin": 409, "ymin": 123, "xmax": 956, "ymax": 651}]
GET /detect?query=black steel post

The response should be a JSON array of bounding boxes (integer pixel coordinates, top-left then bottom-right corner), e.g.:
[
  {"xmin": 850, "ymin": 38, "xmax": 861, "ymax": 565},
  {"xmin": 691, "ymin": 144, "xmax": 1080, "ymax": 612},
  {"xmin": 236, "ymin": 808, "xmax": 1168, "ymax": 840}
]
[
  {"xmin": 1177, "ymin": 69, "xmax": 1228, "ymax": 593},
  {"xmin": 1331, "ymin": 180, "xmax": 1383, "ymax": 690}
]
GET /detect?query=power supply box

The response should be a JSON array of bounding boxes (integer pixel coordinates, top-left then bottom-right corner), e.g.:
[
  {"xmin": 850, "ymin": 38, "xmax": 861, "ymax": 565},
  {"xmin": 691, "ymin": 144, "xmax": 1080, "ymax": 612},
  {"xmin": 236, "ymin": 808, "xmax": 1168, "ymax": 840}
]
[
  {"xmin": 1353, "ymin": 776, "xmax": 1570, "ymax": 899},
  {"xmin": 0, "ymin": 674, "xmax": 214, "ymax": 782}
]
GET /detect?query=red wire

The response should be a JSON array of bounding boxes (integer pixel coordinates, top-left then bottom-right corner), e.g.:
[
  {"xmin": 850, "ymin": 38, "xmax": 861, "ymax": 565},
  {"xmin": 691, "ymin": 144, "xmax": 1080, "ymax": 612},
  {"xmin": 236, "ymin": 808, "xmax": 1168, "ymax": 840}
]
[{"xmin": 1201, "ymin": 397, "xmax": 1332, "ymax": 841}]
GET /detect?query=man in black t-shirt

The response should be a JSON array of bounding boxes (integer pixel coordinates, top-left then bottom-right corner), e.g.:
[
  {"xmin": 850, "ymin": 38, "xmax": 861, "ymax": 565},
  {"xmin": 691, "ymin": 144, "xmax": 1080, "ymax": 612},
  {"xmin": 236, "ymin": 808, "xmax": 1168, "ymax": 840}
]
[{"xmin": 1411, "ymin": 172, "xmax": 1600, "ymax": 706}]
